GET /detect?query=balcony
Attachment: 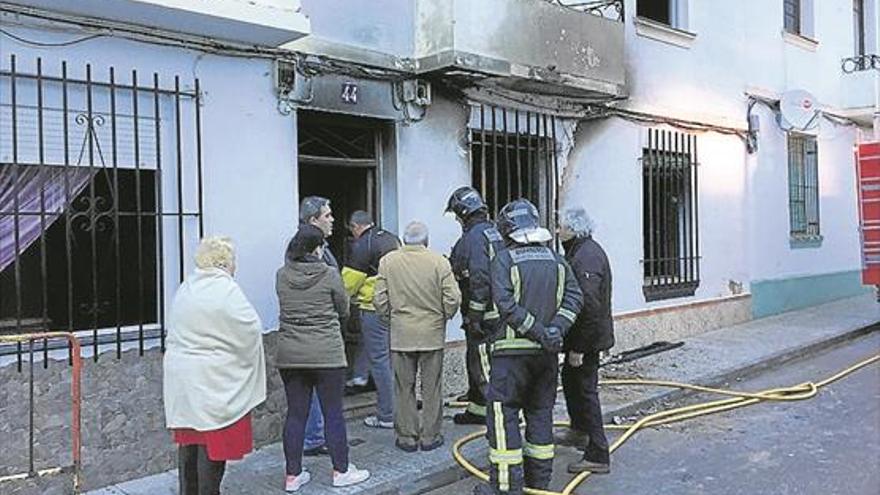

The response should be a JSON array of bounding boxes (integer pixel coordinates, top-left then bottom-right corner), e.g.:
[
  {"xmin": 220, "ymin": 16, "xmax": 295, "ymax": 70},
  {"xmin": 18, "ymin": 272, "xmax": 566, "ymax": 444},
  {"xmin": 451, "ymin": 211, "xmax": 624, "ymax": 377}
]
[
  {"xmin": 413, "ymin": 0, "xmax": 626, "ymax": 99},
  {"xmin": 1, "ymin": 0, "xmax": 311, "ymax": 46},
  {"xmin": 839, "ymin": 54, "xmax": 878, "ymax": 127}
]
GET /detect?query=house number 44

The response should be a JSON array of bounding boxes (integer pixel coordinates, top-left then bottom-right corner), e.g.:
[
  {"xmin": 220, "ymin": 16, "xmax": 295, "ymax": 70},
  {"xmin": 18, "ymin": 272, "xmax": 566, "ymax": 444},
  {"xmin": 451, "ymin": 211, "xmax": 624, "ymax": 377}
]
[{"xmin": 341, "ymin": 82, "xmax": 358, "ymax": 104}]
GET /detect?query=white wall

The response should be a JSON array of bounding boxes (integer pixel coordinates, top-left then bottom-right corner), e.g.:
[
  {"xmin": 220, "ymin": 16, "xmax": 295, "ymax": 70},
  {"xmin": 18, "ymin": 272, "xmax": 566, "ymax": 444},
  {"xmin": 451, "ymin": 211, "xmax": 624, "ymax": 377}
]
[{"xmin": 2, "ymin": 25, "xmax": 298, "ymax": 328}]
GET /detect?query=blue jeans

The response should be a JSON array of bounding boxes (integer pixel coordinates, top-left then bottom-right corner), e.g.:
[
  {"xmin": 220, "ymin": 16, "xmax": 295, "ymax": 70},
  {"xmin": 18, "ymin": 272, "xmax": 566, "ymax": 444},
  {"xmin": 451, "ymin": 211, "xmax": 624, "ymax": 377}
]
[
  {"xmin": 303, "ymin": 390, "xmax": 324, "ymax": 450},
  {"xmin": 362, "ymin": 310, "xmax": 393, "ymax": 423}
]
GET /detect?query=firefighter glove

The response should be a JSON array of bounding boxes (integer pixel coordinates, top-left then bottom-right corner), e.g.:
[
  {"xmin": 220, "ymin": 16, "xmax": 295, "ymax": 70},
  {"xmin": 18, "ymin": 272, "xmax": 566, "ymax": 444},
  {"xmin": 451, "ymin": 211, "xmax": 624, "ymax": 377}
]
[{"xmin": 537, "ymin": 326, "xmax": 563, "ymax": 353}]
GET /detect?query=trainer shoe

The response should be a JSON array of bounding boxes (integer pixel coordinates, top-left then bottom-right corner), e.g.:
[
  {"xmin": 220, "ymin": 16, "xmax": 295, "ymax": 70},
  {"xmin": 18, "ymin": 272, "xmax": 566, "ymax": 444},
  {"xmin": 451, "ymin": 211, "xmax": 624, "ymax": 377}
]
[
  {"xmin": 363, "ymin": 416, "xmax": 394, "ymax": 429},
  {"xmin": 333, "ymin": 463, "xmax": 371, "ymax": 487},
  {"xmin": 284, "ymin": 470, "xmax": 311, "ymax": 492}
]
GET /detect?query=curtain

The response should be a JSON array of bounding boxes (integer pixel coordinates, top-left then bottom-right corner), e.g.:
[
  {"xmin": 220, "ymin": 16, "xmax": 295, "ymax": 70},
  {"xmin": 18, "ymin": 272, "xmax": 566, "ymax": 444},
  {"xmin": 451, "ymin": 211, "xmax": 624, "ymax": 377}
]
[{"xmin": 0, "ymin": 165, "xmax": 94, "ymax": 272}]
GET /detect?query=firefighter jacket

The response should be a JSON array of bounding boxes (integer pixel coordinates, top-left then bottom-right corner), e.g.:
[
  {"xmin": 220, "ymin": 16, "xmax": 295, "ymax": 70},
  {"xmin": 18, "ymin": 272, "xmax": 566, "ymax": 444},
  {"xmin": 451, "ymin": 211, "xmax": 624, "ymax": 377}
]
[
  {"xmin": 342, "ymin": 225, "xmax": 400, "ymax": 311},
  {"xmin": 489, "ymin": 243, "xmax": 583, "ymax": 356},
  {"xmin": 450, "ymin": 215, "xmax": 506, "ymax": 336},
  {"xmin": 562, "ymin": 235, "xmax": 615, "ymax": 353}
]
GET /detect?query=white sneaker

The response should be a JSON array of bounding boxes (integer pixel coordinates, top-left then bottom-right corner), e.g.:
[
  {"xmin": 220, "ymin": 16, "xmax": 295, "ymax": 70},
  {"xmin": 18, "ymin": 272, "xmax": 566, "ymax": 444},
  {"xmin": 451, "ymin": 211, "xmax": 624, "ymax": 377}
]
[
  {"xmin": 363, "ymin": 416, "xmax": 393, "ymax": 429},
  {"xmin": 346, "ymin": 377, "xmax": 368, "ymax": 387},
  {"xmin": 333, "ymin": 463, "xmax": 371, "ymax": 487},
  {"xmin": 285, "ymin": 470, "xmax": 311, "ymax": 492}
]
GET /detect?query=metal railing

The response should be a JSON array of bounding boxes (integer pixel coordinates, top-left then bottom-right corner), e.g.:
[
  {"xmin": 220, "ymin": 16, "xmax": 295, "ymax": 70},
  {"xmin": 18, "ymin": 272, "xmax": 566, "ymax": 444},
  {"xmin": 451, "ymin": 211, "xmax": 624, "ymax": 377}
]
[
  {"xmin": 544, "ymin": 0, "xmax": 625, "ymax": 22},
  {"xmin": 0, "ymin": 332, "xmax": 82, "ymax": 494}
]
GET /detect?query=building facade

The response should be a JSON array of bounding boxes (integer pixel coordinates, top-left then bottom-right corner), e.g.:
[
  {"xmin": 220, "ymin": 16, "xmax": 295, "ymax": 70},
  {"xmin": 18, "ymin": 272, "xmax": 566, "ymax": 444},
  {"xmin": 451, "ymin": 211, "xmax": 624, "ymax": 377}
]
[{"xmin": 0, "ymin": 0, "xmax": 875, "ymax": 491}]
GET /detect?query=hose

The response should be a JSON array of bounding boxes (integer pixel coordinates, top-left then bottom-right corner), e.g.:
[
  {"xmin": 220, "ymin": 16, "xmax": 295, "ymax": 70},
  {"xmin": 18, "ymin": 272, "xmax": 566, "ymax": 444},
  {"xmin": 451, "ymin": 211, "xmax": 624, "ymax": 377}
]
[{"xmin": 451, "ymin": 353, "xmax": 880, "ymax": 495}]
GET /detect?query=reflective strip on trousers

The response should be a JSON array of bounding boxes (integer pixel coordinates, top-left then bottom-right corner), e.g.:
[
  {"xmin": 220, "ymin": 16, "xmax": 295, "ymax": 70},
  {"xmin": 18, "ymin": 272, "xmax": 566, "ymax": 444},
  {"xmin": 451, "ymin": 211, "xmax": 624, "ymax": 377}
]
[
  {"xmin": 523, "ymin": 441, "xmax": 555, "ymax": 460},
  {"xmin": 493, "ymin": 402, "xmax": 510, "ymax": 492}
]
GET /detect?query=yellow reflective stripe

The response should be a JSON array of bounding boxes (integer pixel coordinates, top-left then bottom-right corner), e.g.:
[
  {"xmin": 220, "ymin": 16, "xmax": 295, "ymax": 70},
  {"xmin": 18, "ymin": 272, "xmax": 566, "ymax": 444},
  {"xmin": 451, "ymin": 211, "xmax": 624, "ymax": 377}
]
[
  {"xmin": 484, "ymin": 310, "xmax": 500, "ymax": 320},
  {"xmin": 558, "ymin": 308, "xmax": 577, "ymax": 324},
  {"xmin": 488, "ymin": 243, "xmax": 496, "ymax": 260},
  {"xmin": 523, "ymin": 441, "xmax": 555, "ymax": 460},
  {"xmin": 516, "ymin": 313, "xmax": 535, "ymax": 335},
  {"xmin": 478, "ymin": 343, "xmax": 491, "ymax": 384},
  {"xmin": 511, "ymin": 265, "xmax": 521, "ymax": 303},
  {"xmin": 469, "ymin": 301, "xmax": 487, "ymax": 311},
  {"xmin": 489, "ymin": 448, "xmax": 523, "ymax": 464},
  {"xmin": 493, "ymin": 402, "xmax": 509, "ymax": 491},
  {"xmin": 493, "ymin": 338, "xmax": 542, "ymax": 351},
  {"xmin": 556, "ymin": 263, "xmax": 565, "ymax": 309},
  {"xmin": 466, "ymin": 402, "xmax": 487, "ymax": 416},
  {"xmin": 505, "ymin": 326, "xmax": 516, "ymax": 340}
]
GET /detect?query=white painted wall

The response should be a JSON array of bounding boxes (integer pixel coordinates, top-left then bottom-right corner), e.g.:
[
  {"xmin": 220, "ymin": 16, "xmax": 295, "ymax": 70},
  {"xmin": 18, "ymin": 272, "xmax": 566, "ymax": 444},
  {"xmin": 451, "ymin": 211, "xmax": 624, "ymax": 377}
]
[{"xmin": 2, "ymin": 25, "xmax": 298, "ymax": 328}]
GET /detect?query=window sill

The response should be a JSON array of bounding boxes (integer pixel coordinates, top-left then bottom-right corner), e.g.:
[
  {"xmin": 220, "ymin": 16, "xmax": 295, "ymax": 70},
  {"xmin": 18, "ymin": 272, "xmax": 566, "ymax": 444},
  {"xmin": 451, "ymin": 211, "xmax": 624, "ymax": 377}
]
[
  {"xmin": 634, "ymin": 16, "xmax": 696, "ymax": 49},
  {"xmin": 790, "ymin": 235, "xmax": 823, "ymax": 249},
  {"xmin": 643, "ymin": 280, "xmax": 700, "ymax": 302},
  {"xmin": 782, "ymin": 30, "xmax": 819, "ymax": 52}
]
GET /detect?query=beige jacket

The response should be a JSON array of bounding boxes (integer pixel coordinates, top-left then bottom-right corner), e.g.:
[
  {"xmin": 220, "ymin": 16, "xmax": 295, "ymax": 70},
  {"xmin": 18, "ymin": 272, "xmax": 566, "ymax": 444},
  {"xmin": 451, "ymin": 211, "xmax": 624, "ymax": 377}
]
[{"xmin": 374, "ymin": 245, "xmax": 461, "ymax": 351}]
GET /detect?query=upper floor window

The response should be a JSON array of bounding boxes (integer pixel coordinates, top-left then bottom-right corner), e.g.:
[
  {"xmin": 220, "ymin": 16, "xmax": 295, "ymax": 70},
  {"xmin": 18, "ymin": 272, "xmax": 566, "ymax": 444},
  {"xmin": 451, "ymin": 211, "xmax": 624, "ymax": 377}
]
[
  {"xmin": 784, "ymin": 0, "xmax": 801, "ymax": 35},
  {"xmin": 636, "ymin": 0, "xmax": 689, "ymax": 31},
  {"xmin": 854, "ymin": 0, "xmax": 866, "ymax": 56}
]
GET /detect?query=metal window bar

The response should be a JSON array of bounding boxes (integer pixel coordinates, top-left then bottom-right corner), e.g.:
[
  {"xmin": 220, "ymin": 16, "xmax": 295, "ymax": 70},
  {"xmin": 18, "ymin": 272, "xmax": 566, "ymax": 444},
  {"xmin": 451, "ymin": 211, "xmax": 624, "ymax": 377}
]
[
  {"xmin": 469, "ymin": 105, "xmax": 558, "ymax": 232},
  {"xmin": 788, "ymin": 133, "xmax": 820, "ymax": 237},
  {"xmin": 642, "ymin": 129, "xmax": 700, "ymax": 301},
  {"xmin": 784, "ymin": 0, "xmax": 801, "ymax": 34},
  {"xmin": 0, "ymin": 55, "xmax": 203, "ymax": 366}
]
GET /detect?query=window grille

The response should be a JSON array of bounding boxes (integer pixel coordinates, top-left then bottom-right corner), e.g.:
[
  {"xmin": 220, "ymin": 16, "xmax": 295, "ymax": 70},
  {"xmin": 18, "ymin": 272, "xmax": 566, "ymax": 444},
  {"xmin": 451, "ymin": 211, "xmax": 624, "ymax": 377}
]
[
  {"xmin": 853, "ymin": 0, "xmax": 866, "ymax": 57},
  {"xmin": 642, "ymin": 129, "xmax": 699, "ymax": 302},
  {"xmin": 0, "ymin": 55, "xmax": 204, "ymax": 367},
  {"xmin": 468, "ymin": 104, "xmax": 558, "ymax": 236},
  {"xmin": 787, "ymin": 133, "xmax": 820, "ymax": 238}
]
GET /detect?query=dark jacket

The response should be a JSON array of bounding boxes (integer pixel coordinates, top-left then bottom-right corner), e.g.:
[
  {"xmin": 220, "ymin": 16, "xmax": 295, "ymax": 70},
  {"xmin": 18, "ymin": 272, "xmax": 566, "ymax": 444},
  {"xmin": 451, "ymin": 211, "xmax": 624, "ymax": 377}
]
[
  {"xmin": 342, "ymin": 225, "xmax": 400, "ymax": 310},
  {"xmin": 275, "ymin": 255, "xmax": 350, "ymax": 369},
  {"xmin": 489, "ymin": 243, "xmax": 583, "ymax": 356},
  {"xmin": 450, "ymin": 213, "xmax": 506, "ymax": 336},
  {"xmin": 562, "ymin": 236, "xmax": 614, "ymax": 353}
]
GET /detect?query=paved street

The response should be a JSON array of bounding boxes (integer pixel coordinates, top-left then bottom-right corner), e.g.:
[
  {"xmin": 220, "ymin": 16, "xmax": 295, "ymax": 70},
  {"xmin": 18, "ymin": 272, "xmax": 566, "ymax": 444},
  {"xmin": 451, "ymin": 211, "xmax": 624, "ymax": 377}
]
[{"xmin": 434, "ymin": 332, "xmax": 880, "ymax": 495}]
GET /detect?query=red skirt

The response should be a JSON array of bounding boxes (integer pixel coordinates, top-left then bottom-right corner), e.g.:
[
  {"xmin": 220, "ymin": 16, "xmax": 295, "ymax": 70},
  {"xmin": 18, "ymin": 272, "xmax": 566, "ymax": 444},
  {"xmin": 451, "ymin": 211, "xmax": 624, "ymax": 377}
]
[{"xmin": 172, "ymin": 413, "xmax": 253, "ymax": 461}]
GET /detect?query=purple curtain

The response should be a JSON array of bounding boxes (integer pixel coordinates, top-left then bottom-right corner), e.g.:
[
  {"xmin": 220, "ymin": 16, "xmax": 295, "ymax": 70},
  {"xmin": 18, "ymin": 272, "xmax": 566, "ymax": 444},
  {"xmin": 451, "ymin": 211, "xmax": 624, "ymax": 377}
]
[{"xmin": 0, "ymin": 165, "xmax": 94, "ymax": 273}]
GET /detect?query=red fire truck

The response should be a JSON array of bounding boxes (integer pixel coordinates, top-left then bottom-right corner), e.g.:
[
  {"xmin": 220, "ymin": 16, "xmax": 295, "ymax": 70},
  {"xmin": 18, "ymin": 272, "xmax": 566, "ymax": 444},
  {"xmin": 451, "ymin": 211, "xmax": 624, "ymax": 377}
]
[{"xmin": 856, "ymin": 141, "xmax": 880, "ymax": 289}]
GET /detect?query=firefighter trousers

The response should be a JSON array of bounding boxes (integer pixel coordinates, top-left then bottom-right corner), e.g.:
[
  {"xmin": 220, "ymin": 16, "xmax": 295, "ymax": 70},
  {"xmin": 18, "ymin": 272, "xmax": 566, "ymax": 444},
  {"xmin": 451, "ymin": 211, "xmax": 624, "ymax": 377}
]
[
  {"xmin": 485, "ymin": 353, "xmax": 558, "ymax": 494},
  {"xmin": 465, "ymin": 334, "xmax": 491, "ymax": 417}
]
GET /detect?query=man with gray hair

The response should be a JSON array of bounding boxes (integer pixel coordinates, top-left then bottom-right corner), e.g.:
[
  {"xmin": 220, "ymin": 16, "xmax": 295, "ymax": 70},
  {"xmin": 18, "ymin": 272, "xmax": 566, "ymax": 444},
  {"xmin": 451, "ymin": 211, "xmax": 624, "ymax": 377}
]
[
  {"xmin": 374, "ymin": 221, "xmax": 461, "ymax": 452},
  {"xmin": 554, "ymin": 206, "xmax": 615, "ymax": 475}
]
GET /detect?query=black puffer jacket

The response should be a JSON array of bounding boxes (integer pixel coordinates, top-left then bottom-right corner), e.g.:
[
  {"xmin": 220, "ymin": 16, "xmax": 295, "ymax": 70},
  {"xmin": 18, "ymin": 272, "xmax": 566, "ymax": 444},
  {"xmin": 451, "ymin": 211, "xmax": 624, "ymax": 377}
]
[{"xmin": 562, "ymin": 236, "xmax": 614, "ymax": 353}]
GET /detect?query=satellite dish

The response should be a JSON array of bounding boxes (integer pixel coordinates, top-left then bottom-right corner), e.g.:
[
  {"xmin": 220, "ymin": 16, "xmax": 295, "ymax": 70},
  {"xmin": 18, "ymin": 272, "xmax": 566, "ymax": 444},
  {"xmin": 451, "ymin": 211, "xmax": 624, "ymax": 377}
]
[{"xmin": 778, "ymin": 89, "xmax": 819, "ymax": 131}]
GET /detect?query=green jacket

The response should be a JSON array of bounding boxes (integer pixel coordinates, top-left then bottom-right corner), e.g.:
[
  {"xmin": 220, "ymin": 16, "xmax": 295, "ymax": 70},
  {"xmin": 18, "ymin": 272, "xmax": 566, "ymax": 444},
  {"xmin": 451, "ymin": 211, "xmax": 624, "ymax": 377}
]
[{"xmin": 275, "ymin": 256, "xmax": 350, "ymax": 369}]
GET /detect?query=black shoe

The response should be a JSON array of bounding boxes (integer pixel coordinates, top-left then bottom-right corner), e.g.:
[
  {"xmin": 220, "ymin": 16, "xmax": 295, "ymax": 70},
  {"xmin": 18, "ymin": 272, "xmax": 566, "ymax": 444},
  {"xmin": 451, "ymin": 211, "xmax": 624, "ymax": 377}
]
[
  {"xmin": 453, "ymin": 411, "xmax": 485, "ymax": 425},
  {"xmin": 455, "ymin": 392, "xmax": 469, "ymax": 402},
  {"xmin": 395, "ymin": 439, "xmax": 418, "ymax": 453},
  {"xmin": 553, "ymin": 427, "xmax": 587, "ymax": 447},
  {"xmin": 420, "ymin": 437, "xmax": 445, "ymax": 452},
  {"xmin": 472, "ymin": 483, "xmax": 498, "ymax": 495},
  {"xmin": 567, "ymin": 458, "xmax": 610, "ymax": 474},
  {"xmin": 303, "ymin": 445, "xmax": 330, "ymax": 457}
]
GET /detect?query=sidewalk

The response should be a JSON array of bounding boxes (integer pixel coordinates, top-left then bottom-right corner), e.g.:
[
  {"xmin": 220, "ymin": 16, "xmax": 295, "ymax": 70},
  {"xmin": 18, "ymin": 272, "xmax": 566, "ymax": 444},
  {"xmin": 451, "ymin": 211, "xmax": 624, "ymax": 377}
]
[{"xmin": 87, "ymin": 294, "xmax": 880, "ymax": 495}]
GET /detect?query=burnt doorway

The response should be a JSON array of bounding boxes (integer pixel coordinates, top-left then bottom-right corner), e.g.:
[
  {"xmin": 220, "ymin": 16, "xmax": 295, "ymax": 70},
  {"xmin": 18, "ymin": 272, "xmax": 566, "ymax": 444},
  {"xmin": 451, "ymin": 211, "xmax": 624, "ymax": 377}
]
[{"xmin": 296, "ymin": 110, "xmax": 382, "ymax": 262}]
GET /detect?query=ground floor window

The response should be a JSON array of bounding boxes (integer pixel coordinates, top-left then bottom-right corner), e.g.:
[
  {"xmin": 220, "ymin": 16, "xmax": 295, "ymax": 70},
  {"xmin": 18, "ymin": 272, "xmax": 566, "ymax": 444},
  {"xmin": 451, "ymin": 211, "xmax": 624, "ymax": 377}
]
[
  {"xmin": 468, "ymin": 104, "xmax": 558, "ymax": 233},
  {"xmin": 642, "ymin": 128, "xmax": 700, "ymax": 301},
  {"xmin": 787, "ymin": 133, "xmax": 820, "ymax": 239}
]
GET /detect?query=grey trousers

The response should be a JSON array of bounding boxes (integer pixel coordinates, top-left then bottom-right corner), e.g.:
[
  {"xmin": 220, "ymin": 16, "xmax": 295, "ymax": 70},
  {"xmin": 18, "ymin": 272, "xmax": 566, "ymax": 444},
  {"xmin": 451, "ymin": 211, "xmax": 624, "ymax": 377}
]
[{"xmin": 392, "ymin": 349, "xmax": 444, "ymax": 448}]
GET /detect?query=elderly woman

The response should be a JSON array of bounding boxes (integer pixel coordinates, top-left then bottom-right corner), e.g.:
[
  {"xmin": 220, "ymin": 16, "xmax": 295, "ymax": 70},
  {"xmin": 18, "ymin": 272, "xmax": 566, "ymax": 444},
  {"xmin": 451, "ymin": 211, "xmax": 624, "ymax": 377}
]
[
  {"xmin": 276, "ymin": 224, "xmax": 371, "ymax": 492},
  {"xmin": 163, "ymin": 236, "xmax": 267, "ymax": 495}
]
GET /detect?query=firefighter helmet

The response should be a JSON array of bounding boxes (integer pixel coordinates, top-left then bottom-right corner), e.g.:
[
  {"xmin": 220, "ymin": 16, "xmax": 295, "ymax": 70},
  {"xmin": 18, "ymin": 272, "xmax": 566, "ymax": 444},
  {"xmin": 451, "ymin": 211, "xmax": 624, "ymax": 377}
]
[
  {"xmin": 497, "ymin": 198, "xmax": 552, "ymax": 244},
  {"xmin": 445, "ymin": 186, "xmax": 488, "ymax": 219}
]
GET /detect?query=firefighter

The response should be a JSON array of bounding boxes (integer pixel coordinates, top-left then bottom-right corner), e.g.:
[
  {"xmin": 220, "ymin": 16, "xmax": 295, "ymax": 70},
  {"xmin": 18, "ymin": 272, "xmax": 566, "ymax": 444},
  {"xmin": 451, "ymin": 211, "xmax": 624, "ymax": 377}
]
[
  {"xmin": 446, "ymin": 186, "xmax": 506, "ymax": 425},
  {"xmin": 475, "ymin": 199, "xmax": 583, "ymax": 495}
]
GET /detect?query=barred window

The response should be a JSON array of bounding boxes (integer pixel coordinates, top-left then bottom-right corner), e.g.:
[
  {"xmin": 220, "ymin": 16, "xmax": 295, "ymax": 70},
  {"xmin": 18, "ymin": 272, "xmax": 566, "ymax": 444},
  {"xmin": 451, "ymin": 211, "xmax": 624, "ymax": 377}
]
[
  {"xmin": 469, "ymin": 104, "xmax": 557, "ymax": 233},
  {"xmin": 642, "ymin": 129, "xmax": 699, "ymax": 302},
  {"xmin": 787, "ymin": 133, "xmax": 820, "ymax": 238}
]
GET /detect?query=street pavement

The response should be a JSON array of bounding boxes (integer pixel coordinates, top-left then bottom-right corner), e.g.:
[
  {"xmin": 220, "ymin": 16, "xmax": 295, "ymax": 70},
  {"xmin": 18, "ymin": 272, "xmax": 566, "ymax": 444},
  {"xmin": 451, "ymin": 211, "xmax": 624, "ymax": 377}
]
[{"xmin": 432, "ymin": 332, "xmax": 880, "ymax": 495}]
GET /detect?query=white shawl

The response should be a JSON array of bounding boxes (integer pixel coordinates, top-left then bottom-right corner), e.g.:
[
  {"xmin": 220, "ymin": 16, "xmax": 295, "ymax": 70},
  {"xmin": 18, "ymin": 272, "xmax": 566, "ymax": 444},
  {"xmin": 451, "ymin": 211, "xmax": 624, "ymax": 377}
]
[{"xmin": 163, "ymin": 268, "xmax": 267, "ymax": 431}]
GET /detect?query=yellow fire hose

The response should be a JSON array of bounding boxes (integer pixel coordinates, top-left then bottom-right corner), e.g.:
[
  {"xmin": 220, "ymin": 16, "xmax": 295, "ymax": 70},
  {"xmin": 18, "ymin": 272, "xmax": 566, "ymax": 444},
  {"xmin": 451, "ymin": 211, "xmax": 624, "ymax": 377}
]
[{"xmin": 450, "ymin": 353, "xmax": 880, "ymax": 495}]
